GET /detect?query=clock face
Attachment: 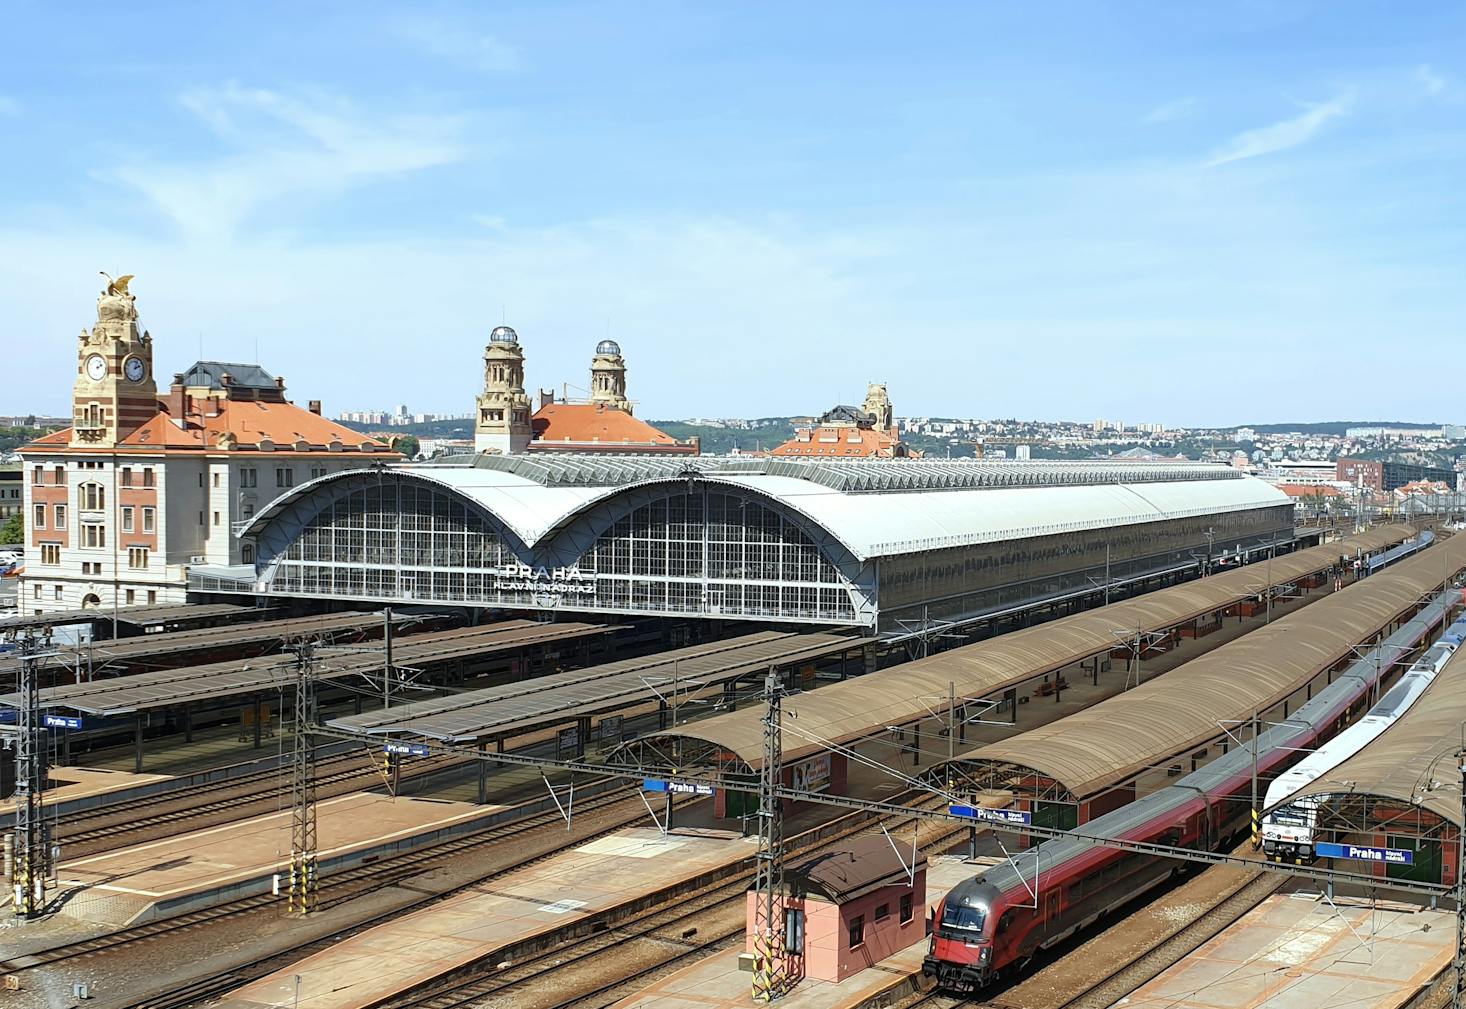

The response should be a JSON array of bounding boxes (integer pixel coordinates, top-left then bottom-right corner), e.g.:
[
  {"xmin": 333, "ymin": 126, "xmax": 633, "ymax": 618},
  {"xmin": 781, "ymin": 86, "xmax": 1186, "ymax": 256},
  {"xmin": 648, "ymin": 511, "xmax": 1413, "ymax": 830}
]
[
  {"xmin": 85, "ymin": 355, "xmax": 107, "ymax": 381},
  {"xmin": 124, "ymin": 356, "xmax": 146, "ymax": 383}
]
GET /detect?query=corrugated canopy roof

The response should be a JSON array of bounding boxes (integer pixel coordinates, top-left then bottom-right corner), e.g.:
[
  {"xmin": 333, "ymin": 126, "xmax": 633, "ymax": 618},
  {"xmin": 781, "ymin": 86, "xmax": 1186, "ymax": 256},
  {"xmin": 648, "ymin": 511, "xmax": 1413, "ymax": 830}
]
[
  {"xmin": 1285, "ymin": 643, "xmax": 1466, "ymax": 827},
  {"xmin": 620, "ymin": 526, "xmax": 1413, "ymax": 769},
  {"xmin": 945, "ymin": 532, "xmax": 1466, "ymax": 800}
]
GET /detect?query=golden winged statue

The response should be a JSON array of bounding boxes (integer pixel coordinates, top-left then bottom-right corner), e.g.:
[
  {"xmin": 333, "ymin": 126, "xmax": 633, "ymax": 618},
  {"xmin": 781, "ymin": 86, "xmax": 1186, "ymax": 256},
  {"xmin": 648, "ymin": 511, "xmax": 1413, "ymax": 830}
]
[{"xmin": 100, "ymin": 271, "xmax": 135, "ymax": 296}]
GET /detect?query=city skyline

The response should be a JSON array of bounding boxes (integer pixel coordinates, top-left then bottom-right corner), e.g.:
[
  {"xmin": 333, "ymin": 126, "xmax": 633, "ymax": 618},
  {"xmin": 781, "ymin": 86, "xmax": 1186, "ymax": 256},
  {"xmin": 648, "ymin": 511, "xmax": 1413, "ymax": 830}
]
[{"xmin": 3, "ymin": 2, "xmax": 1464, "ymax": 424}]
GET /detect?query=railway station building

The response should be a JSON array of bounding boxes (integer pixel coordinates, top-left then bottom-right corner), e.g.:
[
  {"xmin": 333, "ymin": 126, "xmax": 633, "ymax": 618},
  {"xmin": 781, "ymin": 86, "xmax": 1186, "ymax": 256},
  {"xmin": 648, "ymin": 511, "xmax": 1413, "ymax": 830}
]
[{"xmin": 227, "ymin": 455, "xmax": 1294, "ymax": 633}]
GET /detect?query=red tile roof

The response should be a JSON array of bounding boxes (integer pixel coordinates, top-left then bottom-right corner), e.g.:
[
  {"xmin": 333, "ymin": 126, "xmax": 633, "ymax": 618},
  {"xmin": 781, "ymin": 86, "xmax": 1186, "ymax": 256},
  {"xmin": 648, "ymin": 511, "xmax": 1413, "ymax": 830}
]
[
  {"xmin": 24, "ymin": 398, "xmax": 393, "ymax": 456},
  {"xmin": 770, "ymin": 425, "xmax": 905, "ymax": 458},
  {"xmin": 531, "ymin": 403, "xmax": 682, "ymax": 447}
]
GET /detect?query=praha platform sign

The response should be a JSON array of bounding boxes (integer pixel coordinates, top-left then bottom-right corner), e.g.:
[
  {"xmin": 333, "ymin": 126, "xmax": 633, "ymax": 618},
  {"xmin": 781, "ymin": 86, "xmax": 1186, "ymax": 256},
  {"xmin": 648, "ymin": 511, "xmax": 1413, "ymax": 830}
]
[
  {"xmin": 643, "ymin": 778, "xmax": 716, "ymax": 797},
  {"xmin": 384, "ymin": 741, "xmax": 431, "ymax": 758},
  {"xmin": 43, "ymin": 714, "xmax": 83, "ymax": 730},
  {"xmin": 1314, "ymin": 841, "xmax": 1414, "ymax": 865},
  {"xmin": 949, "ymin": 804, "xmax": 1032, "ymax": 826}
]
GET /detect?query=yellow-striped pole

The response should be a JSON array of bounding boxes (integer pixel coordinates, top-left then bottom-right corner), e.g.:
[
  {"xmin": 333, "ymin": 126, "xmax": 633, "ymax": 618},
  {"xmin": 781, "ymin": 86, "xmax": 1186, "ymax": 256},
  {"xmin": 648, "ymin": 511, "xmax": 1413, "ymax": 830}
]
[{"xmin": 1251, "ymin": 808, "xmax": 1261, "ymax": 850}]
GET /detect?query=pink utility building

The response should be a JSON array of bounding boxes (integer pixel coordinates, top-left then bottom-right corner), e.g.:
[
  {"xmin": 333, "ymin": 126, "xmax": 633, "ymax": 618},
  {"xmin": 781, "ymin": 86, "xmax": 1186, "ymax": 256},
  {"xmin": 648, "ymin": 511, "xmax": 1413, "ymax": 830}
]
[{"xmin": 745, "ymin": 835, "xmax": 927, "ymax": 984}]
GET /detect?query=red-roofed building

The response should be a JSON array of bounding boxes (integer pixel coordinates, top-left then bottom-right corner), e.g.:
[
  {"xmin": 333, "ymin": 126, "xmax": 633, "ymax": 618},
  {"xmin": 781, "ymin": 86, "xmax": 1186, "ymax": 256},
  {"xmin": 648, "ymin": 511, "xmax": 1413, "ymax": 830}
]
[
  {"xmin": 530, "ymin": 399, "xmax": 698, "ymax": 455},
  {"xmin": 772, "ymin": 383, "xmax": 914, "ymax": 459},
  {"xmin": 19, "ymin": 278, "xmax": 397, "ymax": 614},
  {"xmin": 472, "ymin": 330, "xmax": 696, "ymax": 456}
]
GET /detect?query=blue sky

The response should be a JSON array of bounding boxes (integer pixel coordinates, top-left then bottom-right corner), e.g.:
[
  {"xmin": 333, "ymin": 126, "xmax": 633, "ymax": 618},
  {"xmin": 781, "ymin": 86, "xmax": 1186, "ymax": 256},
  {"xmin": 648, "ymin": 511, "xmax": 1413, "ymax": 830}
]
[{"xmin": 2, "ymin": 2, "xmax": 1463, "ymax": 426}]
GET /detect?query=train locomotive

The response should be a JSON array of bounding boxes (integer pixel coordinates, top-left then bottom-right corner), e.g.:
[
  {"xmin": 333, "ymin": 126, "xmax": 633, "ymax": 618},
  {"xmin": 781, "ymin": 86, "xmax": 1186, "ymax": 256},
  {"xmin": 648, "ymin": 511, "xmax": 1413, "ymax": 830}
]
[{"xmin": 923, "ymin": 583, "xmax": 1459, "ymax": 992}]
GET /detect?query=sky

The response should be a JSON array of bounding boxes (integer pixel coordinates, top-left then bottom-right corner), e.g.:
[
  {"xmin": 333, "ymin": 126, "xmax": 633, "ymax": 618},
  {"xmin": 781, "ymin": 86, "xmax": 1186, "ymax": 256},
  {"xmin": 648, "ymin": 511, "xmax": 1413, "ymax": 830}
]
[{"xmin": 1, "ymin": 1, "xmax": 1463, "ymax": 427}]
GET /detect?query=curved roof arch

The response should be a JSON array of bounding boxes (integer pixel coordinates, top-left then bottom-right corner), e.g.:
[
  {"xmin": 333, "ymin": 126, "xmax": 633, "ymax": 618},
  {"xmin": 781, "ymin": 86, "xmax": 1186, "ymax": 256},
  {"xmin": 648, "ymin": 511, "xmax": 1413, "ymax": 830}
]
[{"xmin": 243, "ymin": 460, "xmax": 1291, "ymax": 565}]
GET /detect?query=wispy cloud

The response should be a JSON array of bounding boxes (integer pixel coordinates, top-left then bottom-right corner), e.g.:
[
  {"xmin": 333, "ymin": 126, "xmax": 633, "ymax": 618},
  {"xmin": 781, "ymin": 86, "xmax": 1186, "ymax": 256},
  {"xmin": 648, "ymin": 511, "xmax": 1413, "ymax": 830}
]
[
  {"xmin": 393, "ymin": 15, "xmax": 521, "ymax": 73},
  {"xmin": 107, "ymin": 83, "xmax": 463, "ymax": 241},
  {"xmin": 1206, "ymin": 93, "xmax": 1352, "ymax": 166},
  {"xmin": 1416, "ymin": 64, "xmax": 1448, "ymax": 97},
  {"xmin": 1143, "ymin": 97, "xmax": 1197, "ymax": 124}
]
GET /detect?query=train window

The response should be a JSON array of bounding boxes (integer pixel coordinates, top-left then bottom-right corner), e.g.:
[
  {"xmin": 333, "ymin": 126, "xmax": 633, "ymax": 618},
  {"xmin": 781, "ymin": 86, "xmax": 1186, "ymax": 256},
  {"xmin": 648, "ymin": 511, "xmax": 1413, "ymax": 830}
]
[{"xmin": 940, "ymin": 904, "xmax": 986, "ymax": 931}]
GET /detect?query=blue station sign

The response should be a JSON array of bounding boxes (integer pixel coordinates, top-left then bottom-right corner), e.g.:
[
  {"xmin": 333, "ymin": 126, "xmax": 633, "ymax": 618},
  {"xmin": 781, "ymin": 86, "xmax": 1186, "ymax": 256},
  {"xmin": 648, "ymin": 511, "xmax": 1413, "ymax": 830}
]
[
  {"xmin": 643, "ymin": 778, "xmax": 716, "ymax": 797},
  {"xmin": 949, "ymin": 804, "xmax": 1033, "ymax": 826},
  {"xmin": 43, "ymin": 714, "xmax": 83, "ymax": 730},
  {"xmin": 384, "ymin": 741, "xmax": 431, "ymax": 757},
  {"xmin": 1314, "ymin": 841, "xmax": 1414, "ymax": 865}
]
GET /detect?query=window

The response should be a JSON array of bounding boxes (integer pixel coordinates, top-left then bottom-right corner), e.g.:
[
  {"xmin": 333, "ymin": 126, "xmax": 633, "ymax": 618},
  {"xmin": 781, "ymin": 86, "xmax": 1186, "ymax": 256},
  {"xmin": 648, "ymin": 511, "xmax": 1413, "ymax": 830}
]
[
  {"xmin": 33, "ymin": 503, "xmax": 45, "ymax": 529},
  {"xmin": 32, "ymin": 466, "xmax": 42, "ymax": 485},
  {"xmin": 900, "ymin": 893, "xmax": 913, "ymax": 923},
  {"xmin": 40, "ymin": 544, "xmax": 60, "ymax": 565},
  {"xmin": 125, "ymin": 589, "xmax": 135, "ymax": 605},
  {"xmin": 848, "ymin": 915, "xmax": 865, "ymax": 949},
  {"xmin": 53, "ymin": 585, "xmax": 62, "ymax": 601},
  {"xmin": 213, "ymin": 511, "xmax": 220, "ymax": 526},
  {"xmin": 142, "ymin": 507, "xmax": 155, "ymax": 532},
  {"xmin": 310, "ymin": 465, "xmax": 327, "ymax": 480},
  {"xmin": 276, "ymin": 467, "xmax": 295, "ymax": 488},
  {"xmin": 784, "ymin": 907, "xmax": 805, "ymax": 954},
  {"xmin": 242, "ymin": 543, "xmax": 255, "ymax": 564},
  {"xmin": 54, "ymin": 466, "xmax": 66, "ymax": 485},
  {"xmin": 143, "ymin": 467, "xmax": 155, "ymax": 488},
  {"xmin": 122, "ymin": 506, "xmax": 134, "ymax": 532},
  {"xmin": 876, "ymin": 902, "xmax": 890, "ymax": 921},
  {"xmin": 79, "ymin": 483, "xmax": 105, "ymax": 510},
  {"xmin": 128, "ymin": 547, "xmax": 149, "ymax": 570},
  {"xmin": 54, "ymin": 504, "xmax": 66, "ymax": 529},
  {"xmin": 243, "ymin": 502, "xmax": 255, "ymax": 518},
  {"xmin": 213, "ymin": 472, "xmax": 220, "ymax": 488},
  {"xmin": 121, "ymin": 467, "xmax": 133, "ymax": 488},
  {"xmin": 81, "ymin": 523, "xmax": 105, "ymax": 549},
  {"xmin": 240, "ymin": 467, "xmax": 257, "ymax": 488},
  {"xmin": 33, "ymin": 583, "xmax": 40, "ymax": 599},
  {"xmin": 147, "ymin": 590, "xmax": 156, "ymax": 604},
  {"xmin": 198, "ymin": 473, "xmax": 204, "ymax": 488}
]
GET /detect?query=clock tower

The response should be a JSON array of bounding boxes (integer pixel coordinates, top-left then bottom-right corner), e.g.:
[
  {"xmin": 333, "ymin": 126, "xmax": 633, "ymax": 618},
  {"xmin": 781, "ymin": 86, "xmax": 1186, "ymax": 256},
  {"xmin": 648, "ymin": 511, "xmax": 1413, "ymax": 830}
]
[{"xmin": 71, "ymin": 274, "xmax": 158, "ymax": 448}]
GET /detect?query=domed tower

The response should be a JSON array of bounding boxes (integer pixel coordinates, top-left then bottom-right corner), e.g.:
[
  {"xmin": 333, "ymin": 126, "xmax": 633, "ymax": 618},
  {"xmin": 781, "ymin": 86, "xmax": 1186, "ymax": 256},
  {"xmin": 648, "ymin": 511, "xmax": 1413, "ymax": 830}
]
[
  {"xmin": 475, "ymin": 325, "xmax": 532, "ymax": 454},
  {"xmin": 589, "ymin": 339, "xmax": 631, "ymax": 414},
  {"xmin": 71, "ymin": 274, "xmax": 158, "ymax": 448},
  {"xmin": 863, "ymin": 382, "xmax": 894, "ymax": 432}
]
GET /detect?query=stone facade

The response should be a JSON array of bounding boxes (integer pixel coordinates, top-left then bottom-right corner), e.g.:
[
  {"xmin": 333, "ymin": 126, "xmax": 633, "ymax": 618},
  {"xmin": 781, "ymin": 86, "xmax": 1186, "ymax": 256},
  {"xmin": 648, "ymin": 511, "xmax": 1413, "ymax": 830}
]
[{"xmin": 474, "ymin": 326, "xmax": 533, "ymax": 454}]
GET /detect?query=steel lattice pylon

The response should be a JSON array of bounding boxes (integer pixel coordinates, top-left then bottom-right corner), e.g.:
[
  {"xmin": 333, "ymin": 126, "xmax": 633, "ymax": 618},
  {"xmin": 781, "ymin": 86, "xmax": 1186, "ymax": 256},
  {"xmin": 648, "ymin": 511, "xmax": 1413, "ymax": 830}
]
[
  {"xmin": 11, "ymin": 631, "xmax": 50, "ymax": 917},
  {"xmin": 288, "ymin": 640, "xmax": 319, "ymax": 914},
  {"xmin": 752, "ymin": 667, "xmax": 787, "ymax": 1002}
]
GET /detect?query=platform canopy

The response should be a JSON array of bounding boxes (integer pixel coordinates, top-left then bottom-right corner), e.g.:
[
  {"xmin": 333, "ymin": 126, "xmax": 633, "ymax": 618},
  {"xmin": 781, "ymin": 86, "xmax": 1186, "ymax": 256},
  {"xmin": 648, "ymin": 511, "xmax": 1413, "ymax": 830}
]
[
  {"xmin": 937, "ymin": 533, "xmax": 1466, "ymax": 802},
  {"xmin": 612, "ymin": 525, "xmax": 1414, "ymax": 772}
]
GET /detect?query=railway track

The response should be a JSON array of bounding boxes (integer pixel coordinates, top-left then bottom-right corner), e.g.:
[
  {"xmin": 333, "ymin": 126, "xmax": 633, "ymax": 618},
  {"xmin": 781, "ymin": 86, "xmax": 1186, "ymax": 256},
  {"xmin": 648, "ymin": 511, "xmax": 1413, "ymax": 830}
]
[
  {"xmin": 2, "ymin": 785, "xmax": 644, "ymax": 980},
  {"xmin": 50, "ymin": 744, "xmax": 466, "ymax": 856},
  {"xmin": 970, "ymin": 860, "xmax": 1286, "ymax": 1009},
  {"xmin": 376, "ymin": 795, "xmax": 974, "ymax": 1009}
]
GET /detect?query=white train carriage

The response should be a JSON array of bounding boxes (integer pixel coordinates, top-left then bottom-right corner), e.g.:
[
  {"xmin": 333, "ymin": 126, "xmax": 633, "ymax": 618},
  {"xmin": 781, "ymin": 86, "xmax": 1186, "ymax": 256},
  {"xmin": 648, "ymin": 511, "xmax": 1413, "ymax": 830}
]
[{"xmin": 1261, "ymin": 611, "xmax": 1466, "ymax": 862}]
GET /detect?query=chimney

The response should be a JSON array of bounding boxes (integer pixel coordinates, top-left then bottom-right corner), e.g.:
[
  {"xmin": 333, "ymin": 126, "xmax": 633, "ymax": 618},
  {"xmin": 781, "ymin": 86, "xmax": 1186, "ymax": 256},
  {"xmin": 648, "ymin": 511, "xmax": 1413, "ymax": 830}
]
[
  {"xmin": 308, "ymin": 400, "xmax": 322, "ymax": 415},
  {"xmin": 168, "ymin": 379, "xmax": 186, "ymax": 421}
]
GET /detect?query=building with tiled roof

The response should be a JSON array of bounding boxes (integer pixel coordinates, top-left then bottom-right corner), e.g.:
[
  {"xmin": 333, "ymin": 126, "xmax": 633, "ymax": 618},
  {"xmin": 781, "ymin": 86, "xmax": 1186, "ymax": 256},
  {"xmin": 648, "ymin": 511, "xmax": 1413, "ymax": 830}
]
[
  {"xmin": 19, "ymin": 276, "xmax": 397, "ymax": 614},
  {"xmin": 473, "ymin": 328, "xmax": 696, "ymax": 457},
  {"xmin": 771, "ymin": 383, "xmax": 913, "ymax": 459}
]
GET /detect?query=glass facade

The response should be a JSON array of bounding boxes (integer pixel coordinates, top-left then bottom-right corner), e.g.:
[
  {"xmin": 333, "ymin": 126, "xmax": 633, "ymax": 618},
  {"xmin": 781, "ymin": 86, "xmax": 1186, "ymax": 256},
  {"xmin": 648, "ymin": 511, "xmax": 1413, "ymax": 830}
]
[
  {"xmin": 254, "ymin": 473, "xmax": 1291, "ymax": 630},
  {"xmin": 263, "ymin": 482, "xmax": 861, "ymax": 623}
]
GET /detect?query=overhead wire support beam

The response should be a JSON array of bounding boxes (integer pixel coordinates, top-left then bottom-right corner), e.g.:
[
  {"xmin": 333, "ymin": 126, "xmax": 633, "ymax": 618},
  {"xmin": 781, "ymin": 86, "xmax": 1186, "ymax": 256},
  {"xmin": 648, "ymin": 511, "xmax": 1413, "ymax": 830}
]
[
  {"xmin": 288, "ymin": 639, "xmax": 319, "ymax": 914},
  {"xmin": 10, "ymin": 630, "xmax": 51, "ymax": 918},
  {"xmin": 753, "ymin": 666, "xmax": 788, "ymax": 1003}
]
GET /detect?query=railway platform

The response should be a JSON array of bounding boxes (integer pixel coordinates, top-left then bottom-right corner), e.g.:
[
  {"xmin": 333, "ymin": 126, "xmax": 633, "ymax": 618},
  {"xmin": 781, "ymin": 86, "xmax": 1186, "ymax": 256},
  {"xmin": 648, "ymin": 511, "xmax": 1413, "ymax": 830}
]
[
  {"xmin": 0, "ymin": 766, "xmax": 170, "ymax": 819},
  {"xmin": 1109, "ymin": 889, "xmax": 1452, "ymax": 1009},
  {"xmin": 49, "ymin": 792, "xmax": 506, "ymax": 926},
  {"xmin": 212, "ymin": 823, "xmax": 755, "ymax": 1009}
]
